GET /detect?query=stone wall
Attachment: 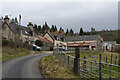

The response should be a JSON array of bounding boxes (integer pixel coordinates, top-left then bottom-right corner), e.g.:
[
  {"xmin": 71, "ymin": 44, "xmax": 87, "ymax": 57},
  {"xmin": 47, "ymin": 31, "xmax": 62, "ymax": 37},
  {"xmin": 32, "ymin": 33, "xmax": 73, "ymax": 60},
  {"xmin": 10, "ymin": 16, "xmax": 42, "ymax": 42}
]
[{"xmin": 2, "ymin": 24, "xmax": 14, "ymax": 41}]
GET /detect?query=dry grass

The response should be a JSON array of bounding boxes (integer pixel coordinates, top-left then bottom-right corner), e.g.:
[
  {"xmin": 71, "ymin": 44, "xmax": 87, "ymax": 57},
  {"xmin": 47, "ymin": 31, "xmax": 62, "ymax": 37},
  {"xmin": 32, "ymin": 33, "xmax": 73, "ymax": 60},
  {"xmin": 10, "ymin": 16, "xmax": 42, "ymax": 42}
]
[
  {"xmin": 38, "ymin": 55, "xmax": 81, "ymax": 78},
  {"xmin": 2, "ymin": 47, "xmax": 31, "ymax": 61}
]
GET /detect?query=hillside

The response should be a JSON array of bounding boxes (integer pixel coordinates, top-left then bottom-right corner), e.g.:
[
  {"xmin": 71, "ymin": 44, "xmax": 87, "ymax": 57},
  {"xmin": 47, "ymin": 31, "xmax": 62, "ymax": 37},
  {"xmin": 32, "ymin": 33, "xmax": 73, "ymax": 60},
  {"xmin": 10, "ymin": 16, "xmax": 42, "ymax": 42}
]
[{"xmin": 98, "ymin": 30, "xmax": 119, "ymax": 43}]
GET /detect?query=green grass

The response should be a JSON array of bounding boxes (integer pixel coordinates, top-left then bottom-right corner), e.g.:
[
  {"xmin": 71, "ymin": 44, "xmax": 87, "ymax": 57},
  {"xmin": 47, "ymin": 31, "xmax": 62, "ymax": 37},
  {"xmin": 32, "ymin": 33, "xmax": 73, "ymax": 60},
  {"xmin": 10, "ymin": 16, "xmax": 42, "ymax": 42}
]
[
  {"xmin": 66, "ymin": 51, "xmax": 120, "ymax": 79},
  {"xmin": 38, "ymin": 55, "xmax": 81, "ymax": 78},
  {"xmin": 67, "ymin": 51, "xmax": 119, "ymax": 65}
]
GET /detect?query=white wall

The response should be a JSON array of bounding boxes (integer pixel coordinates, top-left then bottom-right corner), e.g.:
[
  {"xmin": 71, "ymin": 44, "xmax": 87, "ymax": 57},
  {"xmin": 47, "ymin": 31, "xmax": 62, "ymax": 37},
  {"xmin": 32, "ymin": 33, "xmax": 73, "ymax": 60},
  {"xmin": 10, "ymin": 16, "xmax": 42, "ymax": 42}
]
[
  {"xmin": 44, "ymin": 33, "xmax": 53, "ymax": 43},
  {"xmin": 54, "ymin": 40, "xmax": 67, "ymax": 49}
]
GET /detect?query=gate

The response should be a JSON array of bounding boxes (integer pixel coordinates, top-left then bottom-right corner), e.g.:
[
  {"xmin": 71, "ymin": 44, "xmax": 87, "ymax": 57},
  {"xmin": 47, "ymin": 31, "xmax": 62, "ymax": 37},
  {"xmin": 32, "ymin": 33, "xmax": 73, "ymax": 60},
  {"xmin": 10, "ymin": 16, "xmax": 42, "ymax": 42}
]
[{"xmin": 78, "ymin": 54, "xmax": 120, "ymax": 79}]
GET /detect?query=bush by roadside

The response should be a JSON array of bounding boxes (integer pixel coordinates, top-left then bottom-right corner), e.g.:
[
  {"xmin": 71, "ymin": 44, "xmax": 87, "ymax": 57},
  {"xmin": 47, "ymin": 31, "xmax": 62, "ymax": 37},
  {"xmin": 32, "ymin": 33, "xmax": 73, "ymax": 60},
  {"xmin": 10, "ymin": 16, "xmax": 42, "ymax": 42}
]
[
  {"xmin": 2, "ymin": 39, "xmax": 32, "ymax": 49},
  {"xmin": 38, "ymin": 55, "xmax": 80, "ymax": 78}
]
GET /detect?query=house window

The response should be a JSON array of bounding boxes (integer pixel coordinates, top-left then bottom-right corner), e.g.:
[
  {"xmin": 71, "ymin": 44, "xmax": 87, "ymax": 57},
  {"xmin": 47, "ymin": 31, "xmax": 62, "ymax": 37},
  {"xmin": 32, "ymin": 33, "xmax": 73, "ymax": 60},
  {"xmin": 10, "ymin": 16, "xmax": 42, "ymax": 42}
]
[
  {"xmin": 29, "ymin": 31, "xmax": 33, "ymax": 36},
  {"xmin": 57, "ymin": 44, "xmax": 59, "ymax": 47},
  {"xmin": 61, "ymin": 38, "xmax": 64, "ymax": 41},
  {"xmin": 54, "ymin": 36, "xmax": 57, "ymax": 40}
]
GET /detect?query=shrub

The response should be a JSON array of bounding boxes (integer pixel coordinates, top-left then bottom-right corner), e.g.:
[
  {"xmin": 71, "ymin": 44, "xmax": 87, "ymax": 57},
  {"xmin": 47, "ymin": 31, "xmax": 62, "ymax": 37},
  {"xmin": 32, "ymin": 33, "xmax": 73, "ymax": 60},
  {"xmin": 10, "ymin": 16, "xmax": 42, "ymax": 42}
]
[
  {"xmin": 2, "ymin": 40, "xmax": 8, "ymax": 46},
  {"xmin": 2, "ymin": 39, "xmax": 31, "ymax": 49},
  {"xmin": 8, "ymin": 40, "xmax": 14, "ymax": 47},
  {"xmin": 35, "ymin": 40, "xmax": 43, "ymax": 47}
]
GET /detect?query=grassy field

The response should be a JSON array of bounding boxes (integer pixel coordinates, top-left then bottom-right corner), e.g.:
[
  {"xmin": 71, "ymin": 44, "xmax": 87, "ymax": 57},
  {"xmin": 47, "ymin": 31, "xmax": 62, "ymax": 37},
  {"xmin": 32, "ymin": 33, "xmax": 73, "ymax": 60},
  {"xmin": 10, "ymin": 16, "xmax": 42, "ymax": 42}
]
[
  {"xmin": 66, "ymin": 51, "xmax": 119, "ymax": 65},
  {"xmin": 66, "ymin": 51, "xmax": 120, "ymax": 78},
  {"xmin": 38, "ymin": 55, "xmax": 81, "ymax": 78}
]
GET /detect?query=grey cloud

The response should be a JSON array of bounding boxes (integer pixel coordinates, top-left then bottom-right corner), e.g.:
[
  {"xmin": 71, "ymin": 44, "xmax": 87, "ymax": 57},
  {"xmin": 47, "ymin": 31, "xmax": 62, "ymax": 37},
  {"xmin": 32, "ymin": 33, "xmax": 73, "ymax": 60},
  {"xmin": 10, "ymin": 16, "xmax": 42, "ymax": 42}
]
[{"xmin": 1, "ymin": 2, "xmax": 118, "ymax": 32}]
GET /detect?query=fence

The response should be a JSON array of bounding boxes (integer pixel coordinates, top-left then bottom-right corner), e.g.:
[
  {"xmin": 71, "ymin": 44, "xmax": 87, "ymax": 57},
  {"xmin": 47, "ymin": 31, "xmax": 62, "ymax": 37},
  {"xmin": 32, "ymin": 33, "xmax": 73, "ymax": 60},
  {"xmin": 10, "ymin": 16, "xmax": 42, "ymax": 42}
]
[
  {"xmin": 78, "ymin": 54, "xmax": 120, "ymax": 79},
  {"xmin": 53, "ymin": 49, "xmax": 120, "ymax": 79},
  {"xmin": 53, "ymin": 49, "xmax": 75, "ymax": 71}
]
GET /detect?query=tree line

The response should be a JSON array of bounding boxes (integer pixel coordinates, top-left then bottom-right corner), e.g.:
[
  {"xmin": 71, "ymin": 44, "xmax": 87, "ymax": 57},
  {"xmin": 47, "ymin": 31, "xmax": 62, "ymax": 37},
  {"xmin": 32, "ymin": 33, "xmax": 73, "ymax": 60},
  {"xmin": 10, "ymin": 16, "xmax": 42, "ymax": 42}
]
[
  {"xmin": 33, "ymin": 22, "xmax": 120, "ymax": 43},
  {"xmin": 33, "ymin": 22, "xmax": 98, "ymax": 36}
]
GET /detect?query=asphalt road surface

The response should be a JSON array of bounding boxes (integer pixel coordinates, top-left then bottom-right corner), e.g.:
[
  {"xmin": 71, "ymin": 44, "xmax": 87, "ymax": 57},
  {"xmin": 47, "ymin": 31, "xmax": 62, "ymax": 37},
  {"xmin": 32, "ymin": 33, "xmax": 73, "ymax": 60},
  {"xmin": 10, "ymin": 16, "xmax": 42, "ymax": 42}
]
[{"xmin": 2, "ymin": 52, "xmax": 52, "ymax": 78}]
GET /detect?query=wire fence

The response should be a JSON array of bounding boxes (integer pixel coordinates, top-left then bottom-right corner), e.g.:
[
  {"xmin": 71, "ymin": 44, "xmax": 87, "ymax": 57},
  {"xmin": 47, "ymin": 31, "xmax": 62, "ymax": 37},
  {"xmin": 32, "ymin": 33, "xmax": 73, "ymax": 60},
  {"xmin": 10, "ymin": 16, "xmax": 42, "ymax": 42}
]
[
  {"xmin": 53, "ymin": 49, "xmax": 75, "ymax": 71},
  {"xmin": 53, "ymin": 49, "xmax": 120, "ymax": 80}
]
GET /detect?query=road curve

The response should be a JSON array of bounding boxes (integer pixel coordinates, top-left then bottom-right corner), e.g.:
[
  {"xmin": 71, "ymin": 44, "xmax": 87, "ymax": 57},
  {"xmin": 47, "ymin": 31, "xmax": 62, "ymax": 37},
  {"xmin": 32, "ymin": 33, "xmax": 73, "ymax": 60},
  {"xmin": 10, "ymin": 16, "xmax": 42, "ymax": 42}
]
[{"xmin": 2, "ymin": 52, "xmax": 52, "ymax": 78}]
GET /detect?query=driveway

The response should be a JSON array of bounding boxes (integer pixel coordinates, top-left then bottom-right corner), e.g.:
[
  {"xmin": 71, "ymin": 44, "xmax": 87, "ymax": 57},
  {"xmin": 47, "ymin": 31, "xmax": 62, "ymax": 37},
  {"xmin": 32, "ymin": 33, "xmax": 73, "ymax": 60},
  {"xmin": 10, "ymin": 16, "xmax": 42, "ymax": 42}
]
[{"xmin": 2, "ymin": 51, "xmax": 52, "ymax": 78}]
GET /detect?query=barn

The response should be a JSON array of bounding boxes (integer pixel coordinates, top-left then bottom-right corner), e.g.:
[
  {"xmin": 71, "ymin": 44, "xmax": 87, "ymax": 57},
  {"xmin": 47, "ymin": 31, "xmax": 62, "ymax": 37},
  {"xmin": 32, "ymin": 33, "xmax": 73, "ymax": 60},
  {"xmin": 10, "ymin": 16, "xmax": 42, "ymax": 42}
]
[{"xmin": 65, "ymin": 35, "xmax": 103, "ymax": 51}]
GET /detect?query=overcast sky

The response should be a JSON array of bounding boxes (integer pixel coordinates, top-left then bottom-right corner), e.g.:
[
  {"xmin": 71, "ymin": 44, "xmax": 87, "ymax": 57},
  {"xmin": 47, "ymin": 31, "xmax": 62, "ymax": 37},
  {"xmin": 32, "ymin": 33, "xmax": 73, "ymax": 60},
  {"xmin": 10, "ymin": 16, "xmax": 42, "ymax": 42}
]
[{"xmin": 1, "ymin": 1, "xmax": 118, "ymax": 32}]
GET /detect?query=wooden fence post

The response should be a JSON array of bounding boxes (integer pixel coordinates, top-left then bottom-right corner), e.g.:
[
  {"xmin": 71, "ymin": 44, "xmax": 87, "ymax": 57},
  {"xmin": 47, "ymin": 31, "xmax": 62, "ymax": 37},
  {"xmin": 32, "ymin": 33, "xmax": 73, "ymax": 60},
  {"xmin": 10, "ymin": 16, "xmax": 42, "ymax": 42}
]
[
  {"xmin": 114, "ymin": 56, "xmax": 117, "ymax": 65},
  {"xmin": 83, "ymin": 56, "xmax": 86, "ymax": 79},
  {"xmin": 109, "ymin": 54, "xmax": 113, "ymax": 80},
  {"xmin": 106, "ymin": 57, "xmax": 108, "ymax": 67},
  {"xmin": 118, "ymin": 55, "xmax": 120, "ymax": 79},
  {"xmin": 68, "ymin": 56, "xmax": 69, "ymax": 68},
  {"xmin": 111, "ymin": 54, "xmax": 113, "ymax": 64},
  {"xmin": 73, "ymin": 47, "xmax": 80, "ymax": 75},
  {"xmin": 99, "ymin": 54, "xmax": 102, "ymax": 80}
]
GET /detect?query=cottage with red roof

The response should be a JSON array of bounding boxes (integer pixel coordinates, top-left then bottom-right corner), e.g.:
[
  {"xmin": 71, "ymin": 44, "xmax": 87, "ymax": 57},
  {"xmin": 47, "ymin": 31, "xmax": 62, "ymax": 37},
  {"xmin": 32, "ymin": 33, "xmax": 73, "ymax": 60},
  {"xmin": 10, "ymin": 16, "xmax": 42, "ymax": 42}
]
[{"xmin": 38, "ymin": 36, "xmax": 53, "ymax": 47}]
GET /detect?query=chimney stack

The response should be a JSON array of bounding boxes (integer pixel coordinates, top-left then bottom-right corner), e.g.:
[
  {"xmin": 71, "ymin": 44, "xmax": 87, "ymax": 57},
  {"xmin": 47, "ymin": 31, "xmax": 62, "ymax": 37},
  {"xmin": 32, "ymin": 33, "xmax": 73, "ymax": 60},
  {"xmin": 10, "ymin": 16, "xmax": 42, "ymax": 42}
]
[
  {"xmin": 19, "ymin": 14, "xmax": 21, "ymax": 25},
  {"xmin": 4, "ymin": 15, "xmax": 9, "ymax": 25},
  {"xmin": 27, "ymin": 22, "xmax": 33, "ymax": 31}
]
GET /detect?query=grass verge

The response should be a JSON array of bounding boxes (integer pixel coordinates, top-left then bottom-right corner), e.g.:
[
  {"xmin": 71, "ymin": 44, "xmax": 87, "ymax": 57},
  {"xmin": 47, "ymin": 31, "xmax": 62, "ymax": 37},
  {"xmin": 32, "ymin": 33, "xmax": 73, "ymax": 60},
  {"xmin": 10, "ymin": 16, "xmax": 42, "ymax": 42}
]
[
  {"xmin": 1, "ymin": 47, "xmax": 31, "ymax": 61},
  {"xmin": 38, "ymin": 55, "xmax": 81, "ymax": 78}
]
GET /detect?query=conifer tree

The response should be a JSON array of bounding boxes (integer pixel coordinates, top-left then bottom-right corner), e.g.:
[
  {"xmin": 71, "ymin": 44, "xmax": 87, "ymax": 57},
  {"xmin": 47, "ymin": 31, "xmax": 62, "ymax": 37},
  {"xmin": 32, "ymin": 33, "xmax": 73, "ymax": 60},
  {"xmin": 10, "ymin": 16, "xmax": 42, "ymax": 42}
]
[
  {"xmin": 65, "ymin": 29, "xmax": 69, "ymax": 36},
  {"xmin": 70, "ymin": 29, "xmax": 74, "ymax": 36},
  {"xmin": 79, "ymin": 28, "xmax": 84, "ymax": 36}
]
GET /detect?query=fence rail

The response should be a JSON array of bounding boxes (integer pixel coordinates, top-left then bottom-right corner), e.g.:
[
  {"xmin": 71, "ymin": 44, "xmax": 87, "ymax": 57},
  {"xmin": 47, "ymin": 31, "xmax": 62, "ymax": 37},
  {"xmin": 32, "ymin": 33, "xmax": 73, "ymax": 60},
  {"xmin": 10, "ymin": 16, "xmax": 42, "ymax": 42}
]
[{"xmin": 53, "ymin": 49, "xmax": 120, "ymax": 80}]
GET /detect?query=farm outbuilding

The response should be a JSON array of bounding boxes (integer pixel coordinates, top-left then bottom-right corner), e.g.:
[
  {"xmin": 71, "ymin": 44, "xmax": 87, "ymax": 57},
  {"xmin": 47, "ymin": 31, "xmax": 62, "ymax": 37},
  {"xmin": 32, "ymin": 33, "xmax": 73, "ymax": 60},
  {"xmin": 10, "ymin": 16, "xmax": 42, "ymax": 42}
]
[
  {"xmin": 65, "ymin": 35, "xmax": 103, "ymax": 51},
  {"xmin": 103, "ymin": 41, "xmax": 116, "ymax": 52}
]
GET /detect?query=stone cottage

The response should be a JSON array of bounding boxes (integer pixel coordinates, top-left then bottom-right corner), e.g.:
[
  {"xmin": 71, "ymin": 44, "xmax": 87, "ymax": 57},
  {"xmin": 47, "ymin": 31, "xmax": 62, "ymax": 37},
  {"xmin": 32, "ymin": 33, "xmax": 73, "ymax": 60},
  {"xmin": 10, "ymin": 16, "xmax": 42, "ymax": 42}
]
[
  {"xmin": 2, "ymin": 16, "xmax": 21, "ymax": 41},
  {"xmin": 1, "ymin": 15, "xmax": 38, "ymax": 44},
  {"xmin": 43, "ymin": 32, "xmax": 67, "ymax": 49}
]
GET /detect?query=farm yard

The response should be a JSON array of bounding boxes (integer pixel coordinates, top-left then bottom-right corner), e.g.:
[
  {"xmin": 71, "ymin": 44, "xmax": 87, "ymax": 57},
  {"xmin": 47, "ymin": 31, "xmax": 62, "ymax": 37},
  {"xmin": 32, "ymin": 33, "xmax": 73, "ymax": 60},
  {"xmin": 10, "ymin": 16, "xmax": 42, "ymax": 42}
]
[{"xmin": 54, "ymin": 50, "xmax": 120, "ymax": 79}]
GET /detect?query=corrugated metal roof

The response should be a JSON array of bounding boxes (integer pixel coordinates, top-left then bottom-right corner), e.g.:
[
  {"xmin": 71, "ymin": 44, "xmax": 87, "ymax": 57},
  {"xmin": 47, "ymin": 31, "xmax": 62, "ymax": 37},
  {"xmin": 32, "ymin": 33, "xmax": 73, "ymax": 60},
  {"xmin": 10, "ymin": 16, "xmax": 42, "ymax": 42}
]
[{"xmin": 65, "ymin": 35, "xmax": 101, "ymax": 41}]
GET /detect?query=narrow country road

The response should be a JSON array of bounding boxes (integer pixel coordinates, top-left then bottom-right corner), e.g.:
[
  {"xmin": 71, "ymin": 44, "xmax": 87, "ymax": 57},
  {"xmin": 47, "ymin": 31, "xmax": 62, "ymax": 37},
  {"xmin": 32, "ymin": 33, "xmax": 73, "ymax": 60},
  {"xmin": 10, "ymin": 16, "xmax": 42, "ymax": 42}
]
[{"xmin": 2, "ymin": 52, "xmax": 52, "ymax": 78}]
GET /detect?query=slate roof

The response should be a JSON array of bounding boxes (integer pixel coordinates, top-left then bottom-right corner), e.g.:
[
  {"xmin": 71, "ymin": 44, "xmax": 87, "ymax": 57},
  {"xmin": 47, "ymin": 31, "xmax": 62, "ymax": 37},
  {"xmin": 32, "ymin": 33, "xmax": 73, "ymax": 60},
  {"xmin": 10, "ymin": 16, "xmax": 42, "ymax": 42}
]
[
  {"xmin": 48, "ymin": 32, "xmax": 64, "ymax": 41},
  {"xmin": 9, "ymin": 22, "xmax": 21, "ymax": 34},
  {"xmin": 4, "ymin": 22, "xmax": 33, "ymax": 36},
  {"xmin": 65, "ymin": 35, "xmax": 102, "ymax": 42},
  {"xmin": 20, "ymin": 25, "xmax": 33, "ymax": 36}
]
